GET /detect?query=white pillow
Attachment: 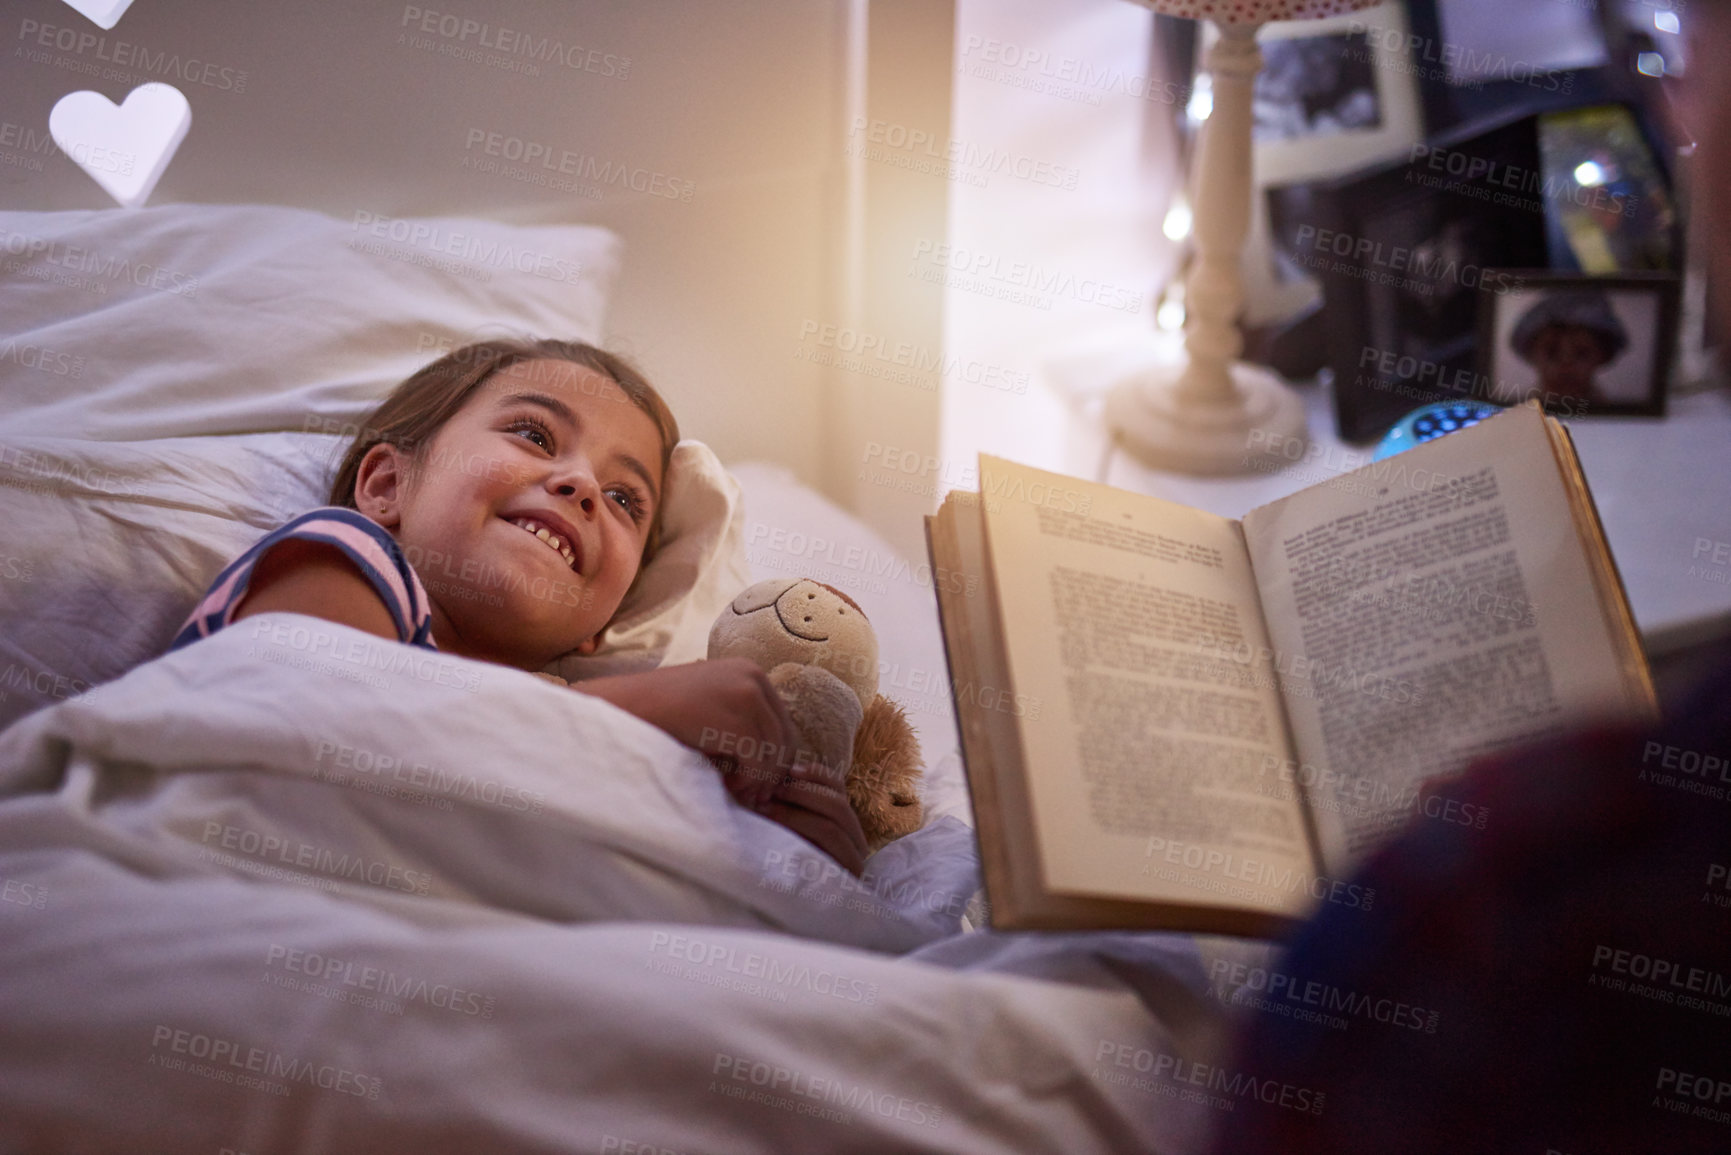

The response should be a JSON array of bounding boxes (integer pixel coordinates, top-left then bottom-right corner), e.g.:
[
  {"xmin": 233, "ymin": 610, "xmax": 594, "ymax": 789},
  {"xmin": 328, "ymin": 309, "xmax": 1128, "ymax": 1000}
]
[
  {"xmin": 0, "ymin": 203, "xmax": 618, "ymax": 440},
  {"xmin": 0, "ymin": 433, "xmax": 332, "ymax": 733}
]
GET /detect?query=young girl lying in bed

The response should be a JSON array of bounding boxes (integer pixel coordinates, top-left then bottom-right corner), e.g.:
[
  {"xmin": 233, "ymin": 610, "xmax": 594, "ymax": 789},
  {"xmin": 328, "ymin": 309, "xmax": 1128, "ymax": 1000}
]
[{"xmin": 165, "ymin": 337, "xmax": 869, "ymax": 874}]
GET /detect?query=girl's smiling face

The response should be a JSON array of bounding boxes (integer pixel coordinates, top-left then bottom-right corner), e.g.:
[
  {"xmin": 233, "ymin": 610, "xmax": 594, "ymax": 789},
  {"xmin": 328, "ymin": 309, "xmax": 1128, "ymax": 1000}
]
[{"xmin": 354, "ymin": 357, "xmax": 666, "ymax": 671}]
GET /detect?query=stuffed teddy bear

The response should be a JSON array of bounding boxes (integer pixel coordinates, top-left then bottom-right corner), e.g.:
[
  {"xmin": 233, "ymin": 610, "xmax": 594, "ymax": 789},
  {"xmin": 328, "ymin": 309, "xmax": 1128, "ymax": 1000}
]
[{"xmin": 707, "ymin": 577, "xmax": 924, "ymax": 853}]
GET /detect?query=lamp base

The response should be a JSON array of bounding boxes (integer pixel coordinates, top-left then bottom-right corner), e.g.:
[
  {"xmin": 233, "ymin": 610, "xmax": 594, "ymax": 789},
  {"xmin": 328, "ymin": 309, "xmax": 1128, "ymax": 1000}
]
[{"xmin": 1104, "ymin": 357, "xmax": 1308, "ymax": 475}]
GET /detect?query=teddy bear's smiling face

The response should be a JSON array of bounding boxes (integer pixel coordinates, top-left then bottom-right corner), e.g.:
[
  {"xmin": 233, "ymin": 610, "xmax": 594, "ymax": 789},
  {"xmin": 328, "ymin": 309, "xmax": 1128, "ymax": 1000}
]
[
  {"xmin": 713, "ymin": 577, "xmax": 879, "ymax": 706},
  {"xmin": 772, "ymin": 580, "xmax": 856, "ymax": 642}
]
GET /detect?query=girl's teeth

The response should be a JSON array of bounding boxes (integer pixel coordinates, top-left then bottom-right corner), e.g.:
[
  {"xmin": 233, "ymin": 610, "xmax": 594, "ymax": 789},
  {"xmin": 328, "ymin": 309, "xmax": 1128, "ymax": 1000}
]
[{"xmin": 512, "ymin": 518, "xmax": 577, "ymax": 571}]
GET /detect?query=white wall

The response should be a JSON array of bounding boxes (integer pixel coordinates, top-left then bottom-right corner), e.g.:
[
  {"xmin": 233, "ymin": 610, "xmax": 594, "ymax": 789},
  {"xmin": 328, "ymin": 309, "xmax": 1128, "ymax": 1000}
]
[{"xmin": 939, "ymin": 0, "xmax": 1185, "ymax": 493}]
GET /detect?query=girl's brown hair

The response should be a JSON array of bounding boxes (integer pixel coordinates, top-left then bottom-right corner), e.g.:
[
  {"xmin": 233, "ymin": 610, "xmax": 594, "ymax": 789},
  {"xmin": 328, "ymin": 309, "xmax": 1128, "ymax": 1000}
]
[{"xmin": 328, "ymin": 338, "xmax": 681, "ymax": 568}]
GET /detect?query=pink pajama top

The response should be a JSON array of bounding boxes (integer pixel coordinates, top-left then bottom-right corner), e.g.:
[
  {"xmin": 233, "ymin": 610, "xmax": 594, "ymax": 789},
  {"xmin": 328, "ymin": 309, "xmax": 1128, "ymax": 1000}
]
[{"xmin": 168, "ymin": 507, "xmax": 436, "ymax": 652}]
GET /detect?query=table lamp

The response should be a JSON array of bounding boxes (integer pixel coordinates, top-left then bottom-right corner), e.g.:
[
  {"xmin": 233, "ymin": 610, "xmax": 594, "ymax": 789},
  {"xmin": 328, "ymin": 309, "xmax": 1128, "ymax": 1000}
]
[{"xmin": 1109, "ymin": 0, "xmax": 1383, "ymax": 473}]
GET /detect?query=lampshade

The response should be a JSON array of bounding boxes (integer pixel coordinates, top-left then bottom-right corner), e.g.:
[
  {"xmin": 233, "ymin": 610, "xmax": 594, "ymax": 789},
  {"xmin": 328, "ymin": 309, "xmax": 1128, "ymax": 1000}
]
[{"xmin": 1131, "ymin": 0, "xmax": 1382, "ymax": 22}]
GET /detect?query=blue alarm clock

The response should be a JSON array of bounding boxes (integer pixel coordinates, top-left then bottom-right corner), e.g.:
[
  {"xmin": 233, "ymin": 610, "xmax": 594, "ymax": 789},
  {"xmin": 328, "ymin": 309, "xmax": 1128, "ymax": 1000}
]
[{"xmin": 1373, "ymin": 402, "xmax": 1503, "ymax": 461}]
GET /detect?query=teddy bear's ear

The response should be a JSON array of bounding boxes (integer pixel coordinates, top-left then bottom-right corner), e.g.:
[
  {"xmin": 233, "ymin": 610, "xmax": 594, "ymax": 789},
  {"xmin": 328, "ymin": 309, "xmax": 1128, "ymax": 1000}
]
[{"xmin": 729, "ymin": 579, "xmax": 797, "ymax": 615}]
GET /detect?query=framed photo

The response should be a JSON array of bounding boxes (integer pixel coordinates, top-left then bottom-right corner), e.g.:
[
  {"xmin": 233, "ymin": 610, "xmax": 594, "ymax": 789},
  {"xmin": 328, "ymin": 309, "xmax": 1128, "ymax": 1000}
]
[
  {"xmin": 1248, "ymin": 4, "xmax": 1424, "ymax": 182},
  {"xmin": 1537, "ymin": 104, "xmax": 1679, "ymax": 276},
  {"xmin": 1476, "ymin": 271, "xmax": 1680, "ymax": 418}
]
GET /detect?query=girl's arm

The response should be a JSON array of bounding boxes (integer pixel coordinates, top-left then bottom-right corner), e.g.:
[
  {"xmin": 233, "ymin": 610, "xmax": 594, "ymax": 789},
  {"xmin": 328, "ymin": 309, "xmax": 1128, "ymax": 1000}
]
[
  {"xmin": 230, "ymin": 538, "xmax": 403, "ymax": 641},
  {"xmin": 577, "ymin": 659, "xmax": 871, "ymax": 875},
  {"xmin": 576, "ymin": 658, "xmax": 798, "ymax": 810}
]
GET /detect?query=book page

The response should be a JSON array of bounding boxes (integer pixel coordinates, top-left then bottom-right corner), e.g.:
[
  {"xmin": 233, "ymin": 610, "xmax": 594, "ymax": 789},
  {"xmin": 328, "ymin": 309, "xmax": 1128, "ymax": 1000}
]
[
  {"xmin": 1241, "ymin": 404, "xmax": 1647, "ymax": 874},
  {"xmin": 978, "ymin": 455, "xmax": 1316, "ymax": 917}
]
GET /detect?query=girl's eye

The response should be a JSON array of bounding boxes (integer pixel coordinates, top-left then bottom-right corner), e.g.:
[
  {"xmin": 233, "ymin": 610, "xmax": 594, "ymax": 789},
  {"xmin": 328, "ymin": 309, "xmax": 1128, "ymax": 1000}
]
[
  {"xmin": 505, "ymin": 416, "xmax": 554, "ymax": 451},
  {"xmin": 608, "ymin": 485, "xmax": 648, "ymax": 525},
  {"xmin": 504, "ymin": 413, "xmax": 648, "ymax": 525}
]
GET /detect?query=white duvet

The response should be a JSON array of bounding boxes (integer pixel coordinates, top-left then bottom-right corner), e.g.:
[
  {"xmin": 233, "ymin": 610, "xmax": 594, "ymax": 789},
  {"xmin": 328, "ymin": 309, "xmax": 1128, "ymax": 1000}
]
[{"xmin": 0, "ymin": 613, "xmax": 1218, "ymax": 1154}]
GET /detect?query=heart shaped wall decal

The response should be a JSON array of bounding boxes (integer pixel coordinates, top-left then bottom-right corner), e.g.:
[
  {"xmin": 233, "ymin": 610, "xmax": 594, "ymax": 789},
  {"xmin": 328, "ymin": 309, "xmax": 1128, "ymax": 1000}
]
[
  {"xmin": 57, "ymin": 0, "xmax": 139, "ymax": 30},
  {"xmin": 49, "ymin": 82, "xmax": 190, "ymax": 208}
]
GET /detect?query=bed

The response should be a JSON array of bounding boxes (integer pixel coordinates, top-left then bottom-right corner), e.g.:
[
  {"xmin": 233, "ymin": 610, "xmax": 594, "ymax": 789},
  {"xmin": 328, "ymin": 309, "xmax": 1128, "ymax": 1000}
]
[{"xmin": 0, "ymin": 200, "xmax": 1244, "ymax": 1153}]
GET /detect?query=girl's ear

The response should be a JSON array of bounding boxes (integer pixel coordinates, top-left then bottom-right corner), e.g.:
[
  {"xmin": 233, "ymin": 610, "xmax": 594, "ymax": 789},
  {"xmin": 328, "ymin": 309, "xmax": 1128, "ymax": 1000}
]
[{"xmin": 354, "ymin": 443, "xmax": 407, "ymax": 527}]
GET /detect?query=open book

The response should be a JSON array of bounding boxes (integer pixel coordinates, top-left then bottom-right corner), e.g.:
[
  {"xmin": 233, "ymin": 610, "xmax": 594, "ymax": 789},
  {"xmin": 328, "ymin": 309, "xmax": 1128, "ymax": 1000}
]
[{"xmin": 924, "ymin": 402, "xmax": 1655, "ymax": 936}]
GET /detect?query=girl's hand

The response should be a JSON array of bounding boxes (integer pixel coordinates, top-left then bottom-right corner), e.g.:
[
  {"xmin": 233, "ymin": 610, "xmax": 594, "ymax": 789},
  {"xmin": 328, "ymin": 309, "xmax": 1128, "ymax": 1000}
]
[
  {"xmin": 759, "ymin": 751, "xmax": 870, "ymax": 877},
  {"xmin": 576, "ymin": 658, "xmax": 799, "ymax": 811}
]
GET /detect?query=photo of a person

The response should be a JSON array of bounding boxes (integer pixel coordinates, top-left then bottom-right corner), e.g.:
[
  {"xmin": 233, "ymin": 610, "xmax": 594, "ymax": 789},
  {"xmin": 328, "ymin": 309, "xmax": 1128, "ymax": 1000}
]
[
  {"xmin": 1507, "ymin": 290, "xmax": 1627, "ymax": 409},
  {"xmin": 1481, "ymin": 275, "xmax": 1677, "ymax": 416}
]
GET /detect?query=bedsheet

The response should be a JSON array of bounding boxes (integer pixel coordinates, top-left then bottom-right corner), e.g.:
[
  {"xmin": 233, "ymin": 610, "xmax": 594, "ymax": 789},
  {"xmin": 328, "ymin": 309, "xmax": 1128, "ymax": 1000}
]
[{"xmin": 0, "ymin": 613, "xmax": 1219, "ymax": 1154}]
